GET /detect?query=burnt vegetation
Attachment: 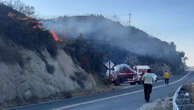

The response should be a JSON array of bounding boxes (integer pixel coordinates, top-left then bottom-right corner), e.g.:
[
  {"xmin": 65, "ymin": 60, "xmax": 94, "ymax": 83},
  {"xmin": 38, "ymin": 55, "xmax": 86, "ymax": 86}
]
[
  {"xmin": 0, "ymin": 2, "xmax": 57, "ymax": 65},
  {"xmin": 64, "ymin": 35, "xmax": 106, "ymax": 75},
  {"xmin": 0, "ymin": 39, "xmax": 23, "ymax": 66}
]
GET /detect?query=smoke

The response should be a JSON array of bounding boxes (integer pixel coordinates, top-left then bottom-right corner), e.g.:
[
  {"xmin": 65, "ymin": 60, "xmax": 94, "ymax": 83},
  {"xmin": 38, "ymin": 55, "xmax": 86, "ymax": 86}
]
[{"xmin": 40, "ymin": 15, "xmax": 182, "ymax": 62}]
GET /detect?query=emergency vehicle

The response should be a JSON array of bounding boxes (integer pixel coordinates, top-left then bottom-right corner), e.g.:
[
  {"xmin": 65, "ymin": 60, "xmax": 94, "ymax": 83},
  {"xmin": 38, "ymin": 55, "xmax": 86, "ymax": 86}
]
[{"xmin": 108, "ymin": 64, "xmax": 137, "ymax": 85}]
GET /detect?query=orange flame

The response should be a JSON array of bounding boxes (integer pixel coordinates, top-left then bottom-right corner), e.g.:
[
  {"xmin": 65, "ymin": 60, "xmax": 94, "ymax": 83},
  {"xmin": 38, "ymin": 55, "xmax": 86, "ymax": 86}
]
[{"xmin": 50, "ymin": 30, "xmax": 60, "ymax": 41}]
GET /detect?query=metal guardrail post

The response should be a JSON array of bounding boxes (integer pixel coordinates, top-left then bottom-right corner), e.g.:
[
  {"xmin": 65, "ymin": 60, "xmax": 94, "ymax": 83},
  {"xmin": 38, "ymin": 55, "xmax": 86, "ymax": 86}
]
[{"xmin": 173, "ymin": 85, "xmax": 183, "ymax": 110}]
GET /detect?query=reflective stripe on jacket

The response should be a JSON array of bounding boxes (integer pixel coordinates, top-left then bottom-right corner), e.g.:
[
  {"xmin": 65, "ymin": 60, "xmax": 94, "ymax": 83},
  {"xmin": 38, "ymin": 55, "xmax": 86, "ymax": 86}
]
[{"xmin": 142, "ymin": 73, "xmax": 155, "ymax": 84}]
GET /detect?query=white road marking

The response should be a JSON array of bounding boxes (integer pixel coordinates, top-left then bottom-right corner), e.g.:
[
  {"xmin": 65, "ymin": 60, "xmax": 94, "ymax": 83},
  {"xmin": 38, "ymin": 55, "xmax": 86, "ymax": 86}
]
[
  {"xmin": 54, "ymin": 72, "xmax": 192, "ymax": 110},
  {"xmin": 122, "ymin": 85, "xmax": 136, "ymax": 89}
]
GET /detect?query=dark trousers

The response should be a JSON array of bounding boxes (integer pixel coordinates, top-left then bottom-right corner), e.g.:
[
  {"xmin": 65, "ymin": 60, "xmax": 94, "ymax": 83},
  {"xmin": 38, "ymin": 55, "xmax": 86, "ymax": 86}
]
[
  {"xmin": 144, "ymin": 84, "xmax": 152, "ymax": 102},
  {"xmin": 165, "ymin": 78, "xmax": 169, "ymax": 85}
]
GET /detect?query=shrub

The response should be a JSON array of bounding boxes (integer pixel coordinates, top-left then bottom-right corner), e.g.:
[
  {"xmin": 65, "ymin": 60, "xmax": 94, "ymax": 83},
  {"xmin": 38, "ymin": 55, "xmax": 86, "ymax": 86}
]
[
  {"xmin": 70, "ymin": 75, "xmax": 76, "ymax": 81},
  {"xmin": 64, "ymin": 37, "xmax": 105, "ymax": 74},
  {"xmin": 63, "ymin": 92, "xmax": 72, "ymax": 98},
  {"xmin": 37, "ymin": 51, "xmax": 55, "ymax": 74},
  {"xmin": 0, "ymin": 38, "xmax": 23, "ymax": 66},
  {"xmin": 46, "ymin": 64, "xmax": 55, "ymax": 74}
]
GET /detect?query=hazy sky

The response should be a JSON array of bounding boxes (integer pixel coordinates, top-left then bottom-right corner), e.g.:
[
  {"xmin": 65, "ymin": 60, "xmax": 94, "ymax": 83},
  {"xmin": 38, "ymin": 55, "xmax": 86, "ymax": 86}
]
[{"xmin": 23, "ymin": 0, "xmax": 194, "ymax": 66}]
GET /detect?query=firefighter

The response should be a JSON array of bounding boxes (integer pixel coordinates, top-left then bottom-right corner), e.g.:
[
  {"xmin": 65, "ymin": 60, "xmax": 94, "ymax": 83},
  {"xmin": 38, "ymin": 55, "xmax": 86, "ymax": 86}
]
[
  {"xmin": 163, "ymin": 71, "xmax": 170, "ymax": 85},
  {"xmin": 142, "ymin": 69, "xmax": 155, "ymax": 102}
]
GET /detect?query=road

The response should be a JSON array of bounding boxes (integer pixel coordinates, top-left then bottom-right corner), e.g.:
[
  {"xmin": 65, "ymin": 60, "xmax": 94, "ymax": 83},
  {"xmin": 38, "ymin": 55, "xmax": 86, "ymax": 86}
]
[{"xmin": 7, "ymin": 70, "xmax": 194, "ymax": 110}]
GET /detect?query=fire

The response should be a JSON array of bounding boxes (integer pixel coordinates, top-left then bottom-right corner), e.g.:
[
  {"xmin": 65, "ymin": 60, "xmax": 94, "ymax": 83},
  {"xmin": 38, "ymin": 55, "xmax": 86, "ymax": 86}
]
[
  {"xmin": 50, "ymin": 30, "xmax": 60, "ymax": 41},
  {"xmin": 49, "ymin": 30, "xmax": 64, "ymax": 42}
]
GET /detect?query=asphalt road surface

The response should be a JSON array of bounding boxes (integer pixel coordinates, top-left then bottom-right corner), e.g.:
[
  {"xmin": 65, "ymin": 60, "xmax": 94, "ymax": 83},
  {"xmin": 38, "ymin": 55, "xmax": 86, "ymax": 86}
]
[{"xmin": 7, "ymin": 70, "xmax": 194, "ymax": 110}]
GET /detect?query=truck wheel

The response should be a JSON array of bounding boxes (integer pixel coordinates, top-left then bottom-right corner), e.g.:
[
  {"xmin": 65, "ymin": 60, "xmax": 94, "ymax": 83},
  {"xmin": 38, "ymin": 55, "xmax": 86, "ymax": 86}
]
[
  {"xmin": 130, "ymin": 82, "xmax": 136, "ymax": 85},
  {"xmin": 119, "ymin": 78, "xmax": 124, "ymax": 83},
  {"xmin": 114, "ymin": 79, "xmax": 120, "ymax": 86},
  {"xmin": 137, "ymin": 81, "xmax": 143, "ymax": 85}
]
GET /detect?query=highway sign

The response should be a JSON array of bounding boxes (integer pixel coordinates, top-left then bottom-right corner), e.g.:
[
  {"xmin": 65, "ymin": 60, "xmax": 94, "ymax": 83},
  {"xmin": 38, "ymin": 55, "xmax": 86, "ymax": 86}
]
[{"xmin": 105, "ymin": 60, "xmax": 115, "ymax": 69}]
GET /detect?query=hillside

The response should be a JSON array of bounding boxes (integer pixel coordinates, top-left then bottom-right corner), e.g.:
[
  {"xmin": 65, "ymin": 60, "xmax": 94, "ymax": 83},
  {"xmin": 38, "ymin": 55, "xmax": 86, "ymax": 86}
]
[
  {"xmin": 0, "ymin": 1, "xmax": 187, "ymax": 108},
  {"xmin": 42, "ymin": 15, "xmax": 186, "ymax": 75},
  {"xmin": 0, "ymin": 3, "xmax": 107, "ymax": 107}
]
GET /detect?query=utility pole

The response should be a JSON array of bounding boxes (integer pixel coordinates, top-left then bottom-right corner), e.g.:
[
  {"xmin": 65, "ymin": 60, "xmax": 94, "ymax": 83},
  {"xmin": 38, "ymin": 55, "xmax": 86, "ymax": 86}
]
[
  {"xmin": 128, "ymin": 13, "xmax": 132, "ymax": 26},
  {"xmin": 109, "ymin": 60, "xmax": 110, "ymax": 79}
]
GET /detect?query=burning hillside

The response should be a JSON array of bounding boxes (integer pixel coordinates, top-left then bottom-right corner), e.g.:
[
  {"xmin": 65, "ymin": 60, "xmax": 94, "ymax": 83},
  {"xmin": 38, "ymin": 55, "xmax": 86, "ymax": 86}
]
[
  {"xmin": 0, "ymin": 2, "xmax": 107, "ymax": 108},
  {"xmin": 0, "ymin": 3, "xmax": 58, "ymax": 58},
  {"xmin": 50, "ymin": 30, "xmax": 60, "ymax": 41}
]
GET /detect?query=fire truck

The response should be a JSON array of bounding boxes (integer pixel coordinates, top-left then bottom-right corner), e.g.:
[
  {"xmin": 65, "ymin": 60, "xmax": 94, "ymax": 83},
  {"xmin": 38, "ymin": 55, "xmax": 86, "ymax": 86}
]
[
  {"xmin": 108, "ymin": 64, "xmax": 137, "ymax": 85},
  {"xmin": 108, "ymin": 64, "xmax": 153, "ymax": 85}
]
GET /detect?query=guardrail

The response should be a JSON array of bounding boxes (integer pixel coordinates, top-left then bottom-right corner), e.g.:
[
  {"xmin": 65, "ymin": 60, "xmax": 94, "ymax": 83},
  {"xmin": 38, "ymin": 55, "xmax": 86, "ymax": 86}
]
[{"xmin": 173, "ymin": 85, "xmax": 183, "ymax": 110}]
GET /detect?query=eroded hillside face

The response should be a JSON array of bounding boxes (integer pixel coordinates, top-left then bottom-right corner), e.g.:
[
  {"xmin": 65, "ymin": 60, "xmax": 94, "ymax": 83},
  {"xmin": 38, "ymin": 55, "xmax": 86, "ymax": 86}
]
[{"xmin": 0, "ymin": 47, "xmax": 97, "ymax": 106}]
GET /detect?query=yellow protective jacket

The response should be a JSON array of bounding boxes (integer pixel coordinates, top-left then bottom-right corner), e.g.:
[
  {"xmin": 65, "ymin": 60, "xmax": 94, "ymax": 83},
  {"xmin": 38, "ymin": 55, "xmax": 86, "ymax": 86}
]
[{"xmin": 164, "ymin": 72, "xmax": 170, "ymax": 79}]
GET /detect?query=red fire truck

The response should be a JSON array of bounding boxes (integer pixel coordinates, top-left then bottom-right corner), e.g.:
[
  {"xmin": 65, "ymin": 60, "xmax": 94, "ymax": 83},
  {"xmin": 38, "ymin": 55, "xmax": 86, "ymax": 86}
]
[{"xmin": 109, "ymin": 64, "xmax": 137, "ymax": 85}]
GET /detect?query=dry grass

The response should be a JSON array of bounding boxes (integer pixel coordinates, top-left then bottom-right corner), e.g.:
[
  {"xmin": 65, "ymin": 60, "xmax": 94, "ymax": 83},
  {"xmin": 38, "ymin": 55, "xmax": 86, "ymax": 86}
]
[
  {"xmin": 138, "ymin": 97, "xmax": 173, "ymax": 110},
  {"xmin": 182, "ymin": 82, "xmax": 194, "ymax": 104}
]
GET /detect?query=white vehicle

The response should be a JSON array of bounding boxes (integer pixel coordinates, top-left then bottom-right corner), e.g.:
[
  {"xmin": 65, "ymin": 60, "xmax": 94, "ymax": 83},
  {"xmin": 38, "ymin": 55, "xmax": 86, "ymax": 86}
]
[
  {"xmin": 134, "ymin": 65, "xmax": 151, "ymax": 74},
  {"xmin": 134, "ymin": 65, "xmax": 151, "ymax": 84},
  {"xmin": 151, "ymin": 73, "xmax": 158, "ymax": 82}
]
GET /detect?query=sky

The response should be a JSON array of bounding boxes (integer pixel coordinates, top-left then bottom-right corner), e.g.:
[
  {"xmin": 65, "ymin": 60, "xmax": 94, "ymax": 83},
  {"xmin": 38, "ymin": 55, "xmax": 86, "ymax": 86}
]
[{"xmin": 22, "ymin": 0, "xmax": 194, "ymax": 66}]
